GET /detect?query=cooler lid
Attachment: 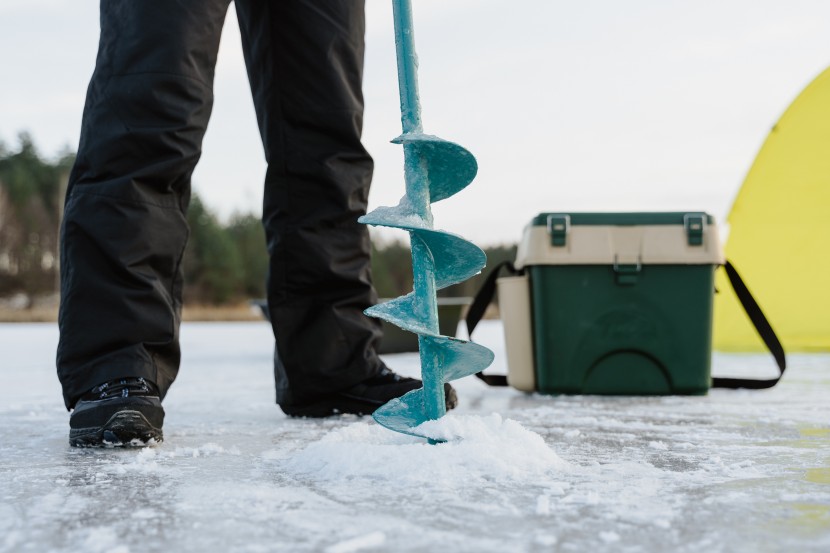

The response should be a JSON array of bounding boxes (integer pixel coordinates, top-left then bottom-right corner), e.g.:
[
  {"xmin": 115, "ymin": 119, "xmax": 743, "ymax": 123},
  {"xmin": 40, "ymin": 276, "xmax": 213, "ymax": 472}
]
[
  {"xmin": 516, "ymin": 212, "xmax": 725, "ymax": 267},
  {"xmin": 529, "ymin": 212, "xmax": 717, "ymax": 227}
]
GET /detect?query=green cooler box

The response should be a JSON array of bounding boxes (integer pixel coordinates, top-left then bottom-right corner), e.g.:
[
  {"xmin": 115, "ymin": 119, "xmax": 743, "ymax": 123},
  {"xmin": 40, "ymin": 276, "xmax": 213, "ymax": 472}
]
[{"xmin": 499, "ymin": 212, "xmax": 725, "ymax": 395}]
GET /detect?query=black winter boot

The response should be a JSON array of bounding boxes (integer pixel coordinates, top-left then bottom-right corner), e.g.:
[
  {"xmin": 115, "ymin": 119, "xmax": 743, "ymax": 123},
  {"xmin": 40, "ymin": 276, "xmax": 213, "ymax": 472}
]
[
  {"xmin": 281, "ymin": 367, "xmax": 458, "ymax": 418},
  {"xmin": 69, "ymin": 378, "xmax": 164, "ymax": 447}
]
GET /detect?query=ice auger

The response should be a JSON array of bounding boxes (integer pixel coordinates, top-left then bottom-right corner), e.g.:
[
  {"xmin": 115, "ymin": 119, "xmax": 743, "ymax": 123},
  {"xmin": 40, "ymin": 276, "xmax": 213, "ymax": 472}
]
[{"xmin": 359, "ymin": 0, "xmax": 495, "ymax": 440}]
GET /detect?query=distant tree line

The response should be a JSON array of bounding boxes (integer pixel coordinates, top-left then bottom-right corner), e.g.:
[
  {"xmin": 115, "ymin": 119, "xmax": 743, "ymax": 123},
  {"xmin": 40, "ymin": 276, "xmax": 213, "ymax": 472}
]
[
  {"xmin": 182, "ymin": 195, "xmax": 269, "ymax": 305},
  {"xmin": 0, "ymin": 134, "xmax": 515, "ymax": 306},
  {"xmin": 182, "ymin": 206, "xmax": 517, "ymax": 304},
  {"xmin": 0, "ymin": 133, "xmax": 73, "ymax": 303}
]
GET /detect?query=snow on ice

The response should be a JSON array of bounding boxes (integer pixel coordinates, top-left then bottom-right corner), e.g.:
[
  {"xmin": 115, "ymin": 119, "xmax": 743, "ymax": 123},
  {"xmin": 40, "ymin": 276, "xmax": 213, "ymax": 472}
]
[{"xmin": 0, "ymin": 321, "xmax": 829, "ymax": 552}]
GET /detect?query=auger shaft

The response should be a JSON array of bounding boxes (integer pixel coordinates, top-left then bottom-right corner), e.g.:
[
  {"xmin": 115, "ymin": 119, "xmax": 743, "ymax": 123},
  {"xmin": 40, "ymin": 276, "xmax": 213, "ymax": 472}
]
[
  {"xmin": 393, "ymin": 0, "xmax": 445, "ymax": 420},
  {"xmin": 392, "ymin": 0, "xmax": 422, "ymax": 134},
  {"xmin": 412, "ymin": 237, "xmax": 444, "ymax": 420},
  {"xmin": 394, "ymin": 0, "xmax": 430, "ymax": 221}
]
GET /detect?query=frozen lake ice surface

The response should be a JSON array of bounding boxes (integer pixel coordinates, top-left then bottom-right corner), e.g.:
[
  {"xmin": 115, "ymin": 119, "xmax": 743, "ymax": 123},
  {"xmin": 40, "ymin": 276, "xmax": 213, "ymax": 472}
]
[{"xmin": 1, "ymin": 321, "xmax": 828, "ymax": 553}]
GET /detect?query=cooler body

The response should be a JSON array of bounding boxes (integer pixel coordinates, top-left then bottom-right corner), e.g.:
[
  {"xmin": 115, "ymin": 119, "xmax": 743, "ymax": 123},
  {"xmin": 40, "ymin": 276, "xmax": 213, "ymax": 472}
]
[{"xmin": 511, "ymin": 212, "xmax": 724, "ymax": 395}]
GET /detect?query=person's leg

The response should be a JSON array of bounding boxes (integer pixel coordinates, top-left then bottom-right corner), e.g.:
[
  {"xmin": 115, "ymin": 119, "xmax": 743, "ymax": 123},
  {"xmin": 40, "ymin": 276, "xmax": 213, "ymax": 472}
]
[
  {"xmin": 58, "ymin": 0, "xmax": 230, "ymax": 419},
  {"xmin": 235, "ymin": 0, "xmax": 391, "ymax": 410}
]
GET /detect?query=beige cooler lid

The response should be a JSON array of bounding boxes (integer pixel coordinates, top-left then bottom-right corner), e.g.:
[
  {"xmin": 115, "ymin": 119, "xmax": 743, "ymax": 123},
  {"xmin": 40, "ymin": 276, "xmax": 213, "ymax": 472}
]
[{"xmin": 515, "ymin": 213, "xmax": 725, "ymax": 268}]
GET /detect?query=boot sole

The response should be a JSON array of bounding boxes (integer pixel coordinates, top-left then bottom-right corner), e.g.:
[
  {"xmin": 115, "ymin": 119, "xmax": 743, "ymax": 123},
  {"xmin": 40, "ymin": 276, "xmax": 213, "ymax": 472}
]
[
  {"xmin": 283, "ymin": 384, "xmax": 459, "ymax": 418},
  {"xmin": 282, "ymin": 396, "xmax": 376, "ymax": 418},
  {"xmin": 69, "ymin": 410, "xmax": 163, "ymax": 448}
]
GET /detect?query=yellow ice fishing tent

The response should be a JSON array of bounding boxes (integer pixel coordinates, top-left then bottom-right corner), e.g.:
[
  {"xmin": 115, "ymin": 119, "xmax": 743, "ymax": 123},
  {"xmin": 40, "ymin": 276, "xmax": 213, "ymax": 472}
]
[{"xmin": 714, "ymin": 66, "xmax": 830, "ymax": 352}]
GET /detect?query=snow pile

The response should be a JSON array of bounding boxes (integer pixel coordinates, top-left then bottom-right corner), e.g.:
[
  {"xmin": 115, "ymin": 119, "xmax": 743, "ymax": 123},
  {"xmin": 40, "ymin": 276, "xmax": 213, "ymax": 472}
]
[{"xmin": 279, "ymin": 413, "xmax": 567, "ymax": 486}]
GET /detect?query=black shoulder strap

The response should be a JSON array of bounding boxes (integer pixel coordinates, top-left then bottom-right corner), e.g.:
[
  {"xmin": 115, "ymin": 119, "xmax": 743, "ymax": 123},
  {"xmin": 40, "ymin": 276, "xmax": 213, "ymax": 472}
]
[
  {"xmin": 466, "ymin": 261, "xmax": 520, "ymax": 386},
  {"xmin": 712, "ymin": 261, "xmax": 786, "ymax": 389}
]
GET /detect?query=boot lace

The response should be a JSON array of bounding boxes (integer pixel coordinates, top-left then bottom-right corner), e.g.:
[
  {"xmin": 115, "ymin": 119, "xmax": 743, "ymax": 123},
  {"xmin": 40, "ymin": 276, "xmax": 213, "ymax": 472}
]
[{"xmin": 82, "ymin": 377, "xmax": 158, "ymax": 401}]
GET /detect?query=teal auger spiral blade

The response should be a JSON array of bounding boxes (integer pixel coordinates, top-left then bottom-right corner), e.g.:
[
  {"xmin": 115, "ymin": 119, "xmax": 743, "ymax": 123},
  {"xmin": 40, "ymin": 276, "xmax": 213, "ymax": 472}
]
[{"xmin": 358, "ymin": 0, "xmax": 495, "ymax": 441}]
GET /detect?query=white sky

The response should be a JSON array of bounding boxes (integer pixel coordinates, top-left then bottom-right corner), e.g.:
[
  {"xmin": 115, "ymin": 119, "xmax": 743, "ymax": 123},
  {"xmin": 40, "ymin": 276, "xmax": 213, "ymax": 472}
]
[{"xmin": 1, "ymin": 0, "xmax": 829, "ymax": 245}]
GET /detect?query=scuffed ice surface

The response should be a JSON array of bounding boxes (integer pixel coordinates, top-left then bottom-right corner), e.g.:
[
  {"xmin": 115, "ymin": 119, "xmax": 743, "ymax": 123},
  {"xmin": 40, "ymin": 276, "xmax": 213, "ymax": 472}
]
[{"xmin": 0, "ymin": 321, "xmax": 828, "ymax": 552}]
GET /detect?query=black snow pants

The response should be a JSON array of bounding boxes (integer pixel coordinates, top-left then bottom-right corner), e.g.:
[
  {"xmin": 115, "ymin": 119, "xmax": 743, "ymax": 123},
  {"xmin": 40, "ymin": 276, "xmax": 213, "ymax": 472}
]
[{"xmin": 57, "ymin": 0, "xmax": 385, "ymax": 410}]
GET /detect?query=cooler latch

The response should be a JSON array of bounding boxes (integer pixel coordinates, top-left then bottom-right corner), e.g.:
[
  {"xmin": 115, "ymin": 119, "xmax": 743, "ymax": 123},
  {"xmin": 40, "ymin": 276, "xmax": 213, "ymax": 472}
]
[
  {"xmin": 547, "ymin": 214, "xmax": 570, "ymax": 247},
  {"xmin": 684, "ymin": 213, "xmax": 705, "ymax": 246},
  {"xmin": 613, "ymin": 255, "xmax": 642, "ymax": 285}
]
